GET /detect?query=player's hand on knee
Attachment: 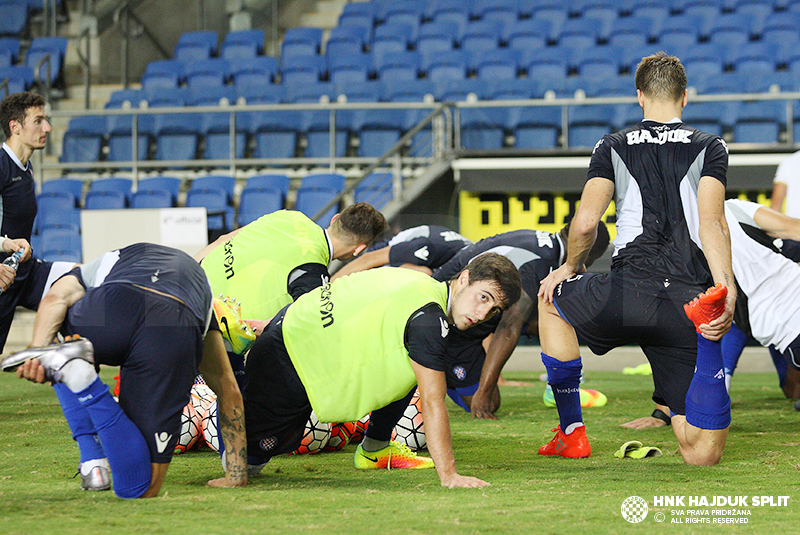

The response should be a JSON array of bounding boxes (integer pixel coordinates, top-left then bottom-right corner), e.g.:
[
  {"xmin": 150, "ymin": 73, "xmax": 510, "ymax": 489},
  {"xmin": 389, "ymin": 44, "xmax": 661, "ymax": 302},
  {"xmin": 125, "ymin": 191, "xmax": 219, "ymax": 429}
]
[
  {"xmin": 440, "ymin": 474, "xmax": 490, "ymax": 489},
  {"xmin": 16, "ymin": 358, "xmax": 47, "ymax": 384}
]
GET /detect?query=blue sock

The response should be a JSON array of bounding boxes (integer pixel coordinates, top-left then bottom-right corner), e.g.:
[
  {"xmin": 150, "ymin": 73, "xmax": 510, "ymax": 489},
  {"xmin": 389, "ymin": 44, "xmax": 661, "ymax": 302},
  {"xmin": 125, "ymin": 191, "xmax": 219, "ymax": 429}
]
[
  {"xmin": 769, "ymin": 345, "xmax": 788, "ymax": 388},
  {"xmin": 76, "ymin": 377, "xmax": 152, "ymax": 499},
  {"xmin": 542, "ymin": 353, "xmax": 583, "ymax": 433},
  {"xmin": 685, "ymin": 334, "xmax": 731, "ymax": 430},
  {"xmin": 721, "ymin": 323, "xmax": 748, "ymax": 378},
  {"xmin": 53, "ymin": 383, "xmax": 106, "ymax": 463}
]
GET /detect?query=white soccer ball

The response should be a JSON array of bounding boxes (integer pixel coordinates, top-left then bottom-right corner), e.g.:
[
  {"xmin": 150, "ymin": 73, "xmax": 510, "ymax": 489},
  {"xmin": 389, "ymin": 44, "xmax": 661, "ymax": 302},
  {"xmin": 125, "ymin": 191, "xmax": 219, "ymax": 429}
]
[
  {"xmin": 392, "ymin": 390, "xmax": 426, "ymax": 451},
  {"xmin": 289, "ymin": 411, "xmax": 331, "ymax": 455},
  {"xmin": 201, "ymin": 400, "xmax": 221, "ymax": 453}
]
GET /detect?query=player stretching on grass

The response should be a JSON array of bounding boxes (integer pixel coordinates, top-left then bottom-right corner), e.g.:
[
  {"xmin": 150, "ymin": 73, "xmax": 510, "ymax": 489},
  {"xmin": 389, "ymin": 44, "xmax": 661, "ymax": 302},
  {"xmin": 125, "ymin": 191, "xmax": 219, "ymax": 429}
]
[
  {"xmin": 2, "ymin": 243, "xmax": 248, "ymax": 498},
  {"xmin": 538, "ymin": 52, "xmax": 735, "ymax": 464},
  {"xmin": 195, "ymin": 204, "xmax": 386, "ymax": 386},
  {"xmin": 243, "ymin": 253, "xmax": 520, "ymax": 488}
]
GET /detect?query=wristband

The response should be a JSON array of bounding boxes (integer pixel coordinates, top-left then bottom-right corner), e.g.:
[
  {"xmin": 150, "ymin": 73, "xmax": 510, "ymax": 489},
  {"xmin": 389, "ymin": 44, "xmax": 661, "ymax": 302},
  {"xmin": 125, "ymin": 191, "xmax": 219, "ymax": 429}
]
[{"xmin": 651, "ymin": 408, "xmax": 671, "ymax": 426}]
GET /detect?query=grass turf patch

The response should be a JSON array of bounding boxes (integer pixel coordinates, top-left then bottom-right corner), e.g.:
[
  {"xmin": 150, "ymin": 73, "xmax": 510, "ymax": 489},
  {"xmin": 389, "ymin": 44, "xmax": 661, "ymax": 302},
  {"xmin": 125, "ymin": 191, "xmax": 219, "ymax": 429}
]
[{"xmin": 0, "ymin": 369, "xmax": 798, "ymax": 534}]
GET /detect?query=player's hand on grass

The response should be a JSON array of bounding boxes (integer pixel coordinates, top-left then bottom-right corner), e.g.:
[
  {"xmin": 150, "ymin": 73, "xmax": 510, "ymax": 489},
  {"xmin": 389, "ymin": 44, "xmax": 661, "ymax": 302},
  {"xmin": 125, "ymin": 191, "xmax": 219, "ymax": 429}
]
[
  {"xmin": 621, "ymin": 416, "xmax": 668, "ymax": 429},
  {"xmin": 470, "ymin": 392, "xmax": 498, "ymax": 420},
  {"xmin": 440, "ymin": 474, "xmax": 490, "ymax": 489}
]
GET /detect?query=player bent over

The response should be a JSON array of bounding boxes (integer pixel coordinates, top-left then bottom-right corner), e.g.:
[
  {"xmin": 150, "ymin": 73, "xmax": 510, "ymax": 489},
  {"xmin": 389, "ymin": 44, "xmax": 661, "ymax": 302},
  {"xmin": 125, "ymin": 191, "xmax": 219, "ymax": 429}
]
[
  {"xmin": 538, "ymin": 53, "xmax": 735, "ymax": 464},
  {"xmin": 2, "ymin": 243, "xmax": 247, "ymax": 498},
  {"xmin": 243, "ymin": 253, "xmax": 520, "ymax": 488}
]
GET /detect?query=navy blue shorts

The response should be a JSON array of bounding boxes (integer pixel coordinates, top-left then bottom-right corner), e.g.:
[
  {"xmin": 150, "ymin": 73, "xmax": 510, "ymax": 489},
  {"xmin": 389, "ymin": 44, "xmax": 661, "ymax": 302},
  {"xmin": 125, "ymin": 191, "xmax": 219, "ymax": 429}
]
[
  {"xmin": 243, "ymin": 305, "xmax": 311, "ymax": 462},
  {"xmin": 553, "ymin": 270, "xmax": 701, "ymax": 415},
  {"xmin": 64, "ymin": 284, "xmax": 205, "ymax": 463},
  {"xmin": 443, "ymin": 328, "xmax": 486, "ymax": 411}
]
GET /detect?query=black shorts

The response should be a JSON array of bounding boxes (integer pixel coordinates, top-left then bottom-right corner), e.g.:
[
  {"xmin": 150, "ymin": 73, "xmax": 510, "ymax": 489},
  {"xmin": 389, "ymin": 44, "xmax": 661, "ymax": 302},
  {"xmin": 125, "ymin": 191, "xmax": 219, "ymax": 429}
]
[
  {"xmin": 64, "ymin": 284, "xmax": 205, "ymax": 463},
  {"xmin": 0, "ymin": 258, "xmax": 72, "ymax": 352},
  {"xmin": 553, "ymin": 270, "xmax": 700, "ymax": 415},
  {"xmin": 444, "ymin": 328, "xmax": 485, "ymax": 390},
  {"xmin": 243, "ymin": 305, "xmax": 311, "ymax": 462}
]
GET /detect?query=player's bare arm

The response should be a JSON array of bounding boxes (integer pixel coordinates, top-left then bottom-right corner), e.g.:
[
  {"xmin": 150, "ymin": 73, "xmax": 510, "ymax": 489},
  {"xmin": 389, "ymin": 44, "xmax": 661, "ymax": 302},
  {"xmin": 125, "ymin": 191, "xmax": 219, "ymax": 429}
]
[
  {"xmin": 752, "ymin": 204, "xmax": 800, "ymax": 241},
  {"xmin": 30, "ymin": 275, "xmax": 86, "ymax": 346},
  {"xmin": 540, "ymin": 177, "xmax": 614, "ymax": 303},
  {"xmin": 697, "ymin": 177, "xmax": 736, "ymax": 340},
  {"xmin": 412, "ymin": 360, "xmax": 490, "ymax": 488},
  {"xmin": 331, "ymin": 247, "xmax": 390, "ymax": 280},
  {"xmin": 470, "ymin": 289, "xmax": 534, "ymax": 419},
  {"xmin": 200, "ymin": 330, "xmax": 248, "ymax": 487}
]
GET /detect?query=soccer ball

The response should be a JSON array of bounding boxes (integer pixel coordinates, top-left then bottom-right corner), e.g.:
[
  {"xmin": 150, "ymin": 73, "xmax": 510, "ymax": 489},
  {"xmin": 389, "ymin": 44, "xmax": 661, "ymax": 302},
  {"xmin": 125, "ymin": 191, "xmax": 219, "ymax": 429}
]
[
  {"xmin": 174, "ymin": 401, "xmax": 202, "ymax": 454},
  {"xmin": 348, "ymin": 414, "xmax": 370, "ymax": 445},
  {"xmin": 191, "ymin": 383, "xmax": 216, "ymax": 416},
  {"xmin": 289, "ymin": 411, "xmax": 331, "ymax": 455},
  {"xmin": 201, "ymin": 400, "xmax": 221, "ymax": 453},
  {"xmin": 323, "ymin": 421, "xmax": 357, "ymax": 452},
  {"xmin": 392, "ymin": 390, "xmax": 426, "ymax": 451}
]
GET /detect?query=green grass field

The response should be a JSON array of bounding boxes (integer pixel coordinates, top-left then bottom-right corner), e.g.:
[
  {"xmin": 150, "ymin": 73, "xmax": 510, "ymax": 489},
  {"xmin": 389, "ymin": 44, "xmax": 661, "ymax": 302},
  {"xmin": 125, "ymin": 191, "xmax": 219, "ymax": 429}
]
[{"xmin": 1, "ymin": 368, "xmax": 798, "ymax": 535}]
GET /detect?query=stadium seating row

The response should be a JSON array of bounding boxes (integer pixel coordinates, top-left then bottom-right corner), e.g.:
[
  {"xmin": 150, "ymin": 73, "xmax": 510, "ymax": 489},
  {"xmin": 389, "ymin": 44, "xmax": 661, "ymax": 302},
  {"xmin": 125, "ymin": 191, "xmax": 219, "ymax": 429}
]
[{"xmin": 0, "ymin": 37, "xmax": 68, "ymax": 92}]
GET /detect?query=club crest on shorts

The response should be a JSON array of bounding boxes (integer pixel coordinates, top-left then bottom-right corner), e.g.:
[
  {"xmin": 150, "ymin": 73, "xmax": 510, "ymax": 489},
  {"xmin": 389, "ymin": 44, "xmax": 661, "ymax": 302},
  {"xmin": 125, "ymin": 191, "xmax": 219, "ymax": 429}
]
[
  {"xmin": 453, "ymin": 366, "xmax": 466, "ymax": 380},
  {"xmin": 259, "ymin": 436, "xmax": 277, "ymax": 451}
]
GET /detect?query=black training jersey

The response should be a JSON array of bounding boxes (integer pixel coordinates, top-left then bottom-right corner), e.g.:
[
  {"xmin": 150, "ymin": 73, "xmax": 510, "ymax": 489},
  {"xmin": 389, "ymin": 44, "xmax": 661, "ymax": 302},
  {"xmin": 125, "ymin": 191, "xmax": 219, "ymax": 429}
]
[
  {"xmin": 72, "ymin": 243, "xmax": 213, "ymax": 325},
  {"xmin": 432, "ymin": 229, "xmax": 564, "ymax": 300},
  {"xmin": 0, "ymin": 144, "xmax": 36, "ymax": 276},
  {"xmin": 381, "ymin": 225, "xmax": 472, "ymax": 269},
  {"xmin": 589, "ymin": 120, "xmax": 728, "ymax": 290}
]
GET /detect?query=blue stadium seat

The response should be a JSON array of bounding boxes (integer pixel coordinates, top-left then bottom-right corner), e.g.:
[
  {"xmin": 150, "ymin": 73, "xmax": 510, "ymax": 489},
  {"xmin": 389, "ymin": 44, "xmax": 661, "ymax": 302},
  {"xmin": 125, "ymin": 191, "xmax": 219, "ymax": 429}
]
[
  {"xmin": 609, "ymin": 17, "xmax": 655, "ymax": 50},
  {"xmin": 186, "ymin": 188, "xmax": 235, "ymax": 231},
  {"xmin": 280, "ymin": 54, "xmax": 326, "ymax": 86},
  {"xmin": 0, "ymin": 37, "xmax": 20, "ymax": 62},
  {"xmin": 223, "ymin": 29, "xmax": 265, "ymax": 55},
  {"xmin": 174, "ymin": 42, "xmax": 211, "ymax": 64},
  {"xmin": 177, "ymin": 31, "xmax": 218, "ymax": 56},
  {"xmin": 41, "ymin": 178, "xmax": 83, "ymax": 207},
  {"xmin": 84, "ymin": 190, "xmax": 126, "ymax": 210},
  {"xmin": 384, "ymin": 1, "xmax": 425, "ymax": 40},
  {"xmin": 237, "ymin": 188, "xmax": 283, "ymax": 226},
  {"xmin": 356, "ymin": 108, "xmax": 405, "ymax": 157},
  {"xmin": 474, "ymin": 48, "xmax": 522, "ymax": 81},
  {"xmin": 281, "ymin": 27, "xmax": 324, "ymax": 57},
  {"xmin": 185, "ymin": 59, "xmax": 230, "ymax": 89},
  {"xmin": 683, "ymin": 2, "xmax": 723, "ymax": 39},
  {"xmin": 682, "ymin": 44, "xmax": 726, "ymax": 80},
  {"xmin": 326, "ymin": 25, "xmax": 369, "ymax": 58},
  {"xmin": 37, "ymin": 192, "xmax": 80, "ymax": 230},
  {"xmin": 0, "ymin": 4, "xmax": 27, "ymax": 36},
  {"xmin": 230, "ymin": 56, "xmax": 278, "ymax": 87},
  {"xmin": 90, "ymin": 177, "xmax": 133, "ymax": 205},
  {"xmin": 0, "ymin": 65, "xmax": 33, "ymax": 93},
  {"xmin": 732, "ymin": 42, "xmax": 778, "ymax": 76},
  {"xmin": 568, "ymin": 105, "xmax": 616, "ymax": 148},
  {"xmin": 202, "ymin": 112, "xmax": 247, "ymax": 160},
  {"xmin": 371, "ymin": 22, "xmax": 413, "ymax": 62},
  {"xmin": 580, "ymin": 4, "xmax": 618, "ymax": 41},
  {"xmin": 131, "ymin": 189, "xmax": 173, "ymax": 208},
  {"xmin": 574, "ymin": 46, "xmax": 623, "ymax": 78},
  {"xmin": 300, "ymin": 173, "xmax": 346, "ymax": 192},
  {"xmin": 154, "ymin": 114, "xmax": 201, "ymax": 162},
  {"xmin": 513, "ymin": 106, "xmax": 562, "ymax": 149},
  {"xmin": 528, "ymin": 5, "xmax": 568, "ymax": 41},
  {"xmin": 681, "ymin": 102, "xmax": 724, "ymax": 137},
  {"xmin": 416, "ymin": 20, "xmax": 459, "ymax": 57},
  {"xmin": 558, "ymin": 17, "xmax": 602, "ymax": 50},
  {"xmin": 328, "ymin": 52, "xmax": 372, "ymax": 85},
  {"xmin": 733, "ymin": 0, "xmax": 772, "ymax": 36},
  {"xmin": 188, "ymin": 86, "xmax": 236, "ymax": 107},
  {"xmin": 375, "ymin": 51, "xmax": 421, "ymax": 82},
  {"xmin": 460, "ymin": 20, "xmax": 503, "ymax": 54},
  {"xmin": 525, "ymin": 48, "xmax": 569, "ymax": 82},
  {"xmin": 423, "ymin": 49, "xmax": 469, "ymax": 83},
  {"xmin": 507, "ymin": 20, "xmax": 551, "ymax": 66},
  {"xmin": 26, "ymin": 38, "xmax": 68, "ymax": 85},
  {"xmin": 246, "ymin": 174, "xmax": 290, "ymax": 197},
  {"xmin": 144, "ymin": 87, "xmax": 187, "ymax": 108},
  {"xmin": 141, "ymin": 60, "xmax": 184, "ymax": 90},
  {"xmin": 107, "ymin": 115, "xmax": 154, "ymax": 164},
  {"xmin": 191, "ymin": 175, "xmax": 236, "ymax": 204},
  {"xmin": 708, "ymin": 13, "xmax": 752, "ymax": 48},
  {"xmin": 220, "ymin": 40, "xmax": 257, "ymax": 62},
  {"xmin": 249, "ymin": 110, "xmax": 301, "ymax": 159},
  {"xmin": 107, "ymin": 89, "xmax": 144, "ymax": 108},
  {"xmin": 657, "ymin": 15, "xmax": 702, "ymax": 49},
  {"xmin": 294, "ymin": 187, "xmax": 340, "ymax": 227},
  {"xmin": 40, "ymin": 227, "xmax": 81, "ymax": 263},
  {"xmin": 339, "ymin": 1, "xmax": 375, "ymax": 30},
  {"xmin": 354, "ymin": 172, "xmax": 396, "ymax": 209},
  {"xmin": 489, "ymin": 79, "xmax": 537, "ymax": 132},
  {"xmin": 733, "ymin": 101, "xmax": 786, "ymax": 144},
  {"xmin": 60, "ymin": 116, "xmax": 106, "ymax": 165},
  {"xmin": 136, "ymin": 176, "xmax": 181, "ymax": 205},
  {"xmin": 761, "ymin": 13, "xmax": 800, "ymax": 48}
]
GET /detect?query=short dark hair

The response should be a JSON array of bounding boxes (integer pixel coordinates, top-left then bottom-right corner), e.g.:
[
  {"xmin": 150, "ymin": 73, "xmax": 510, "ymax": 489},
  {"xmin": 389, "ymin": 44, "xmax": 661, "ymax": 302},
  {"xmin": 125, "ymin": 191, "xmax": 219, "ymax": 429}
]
[
  {"xmin": 561, "ymin": 221, "xmax": 611, "ymax": 268},
  {"xmin": 461, "ymin": 252, "xmax": 521, "ymax": 309},
  {"xmin": 635, "ymin": 52, "xmax": 687, "ymax": 103},
  {"xmin": 331, "ymin": 202, "xmax": 389, "ymax": 247},
  {"xmin": 0, "ymin": 92, "xmax": 46, "ymax": 138}
]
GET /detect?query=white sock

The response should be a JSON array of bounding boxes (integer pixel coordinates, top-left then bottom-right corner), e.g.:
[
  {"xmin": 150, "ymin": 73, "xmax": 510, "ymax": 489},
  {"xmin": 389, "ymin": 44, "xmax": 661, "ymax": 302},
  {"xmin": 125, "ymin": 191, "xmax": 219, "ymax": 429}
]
[
  {"xmin": 80, "ymin": 457, "xmax": 109, "ymax": 475},
  {"xmin": 564, "ymin": 422, "xmax": 585, "ymax": 435},
  {"xmin": 60, "ymin": 359, "xmax": 98, "ymax": 393}
]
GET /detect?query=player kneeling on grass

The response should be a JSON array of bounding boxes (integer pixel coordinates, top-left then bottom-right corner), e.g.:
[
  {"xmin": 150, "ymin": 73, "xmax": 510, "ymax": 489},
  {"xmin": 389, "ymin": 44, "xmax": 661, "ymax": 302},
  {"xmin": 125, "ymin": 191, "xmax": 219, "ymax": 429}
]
[
  {"xmin": 243, "ymin": 253, "xmax": 520, "ymax": 488},
  {"xmin": 2, "ymin": 243, "xmax": 247, "ymax": 498}
]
